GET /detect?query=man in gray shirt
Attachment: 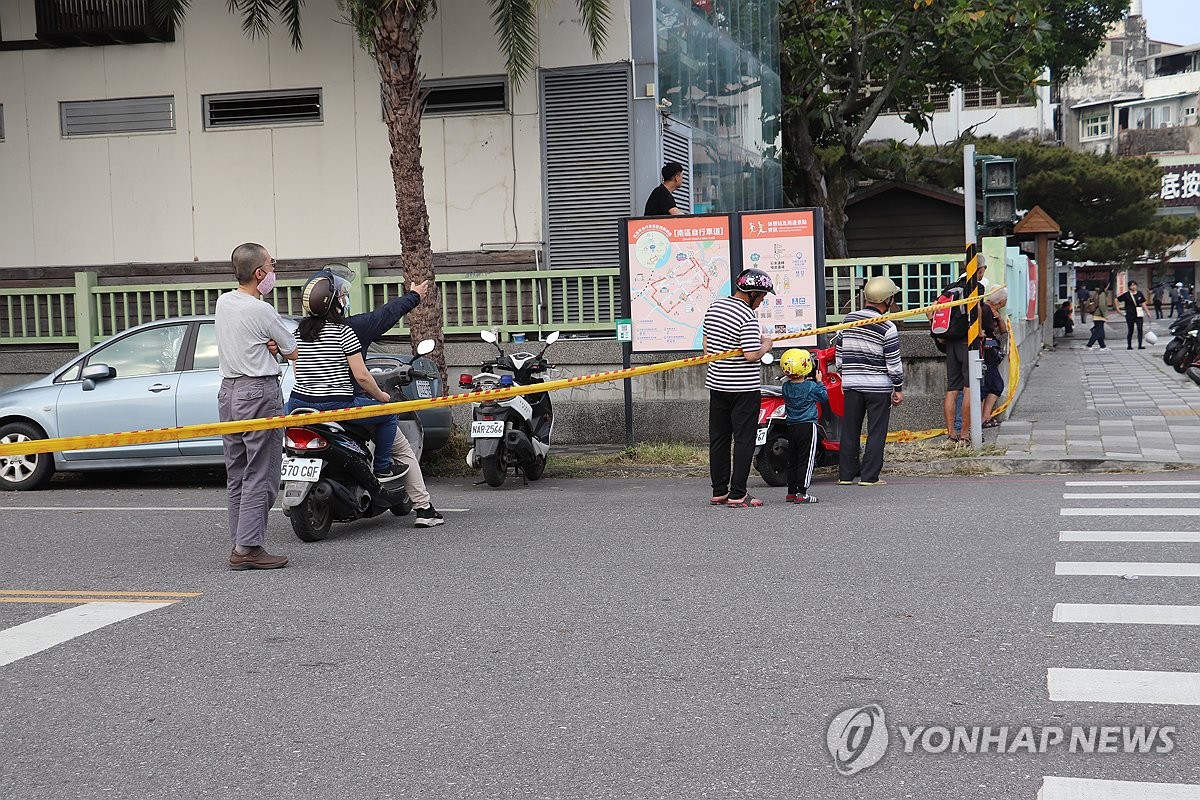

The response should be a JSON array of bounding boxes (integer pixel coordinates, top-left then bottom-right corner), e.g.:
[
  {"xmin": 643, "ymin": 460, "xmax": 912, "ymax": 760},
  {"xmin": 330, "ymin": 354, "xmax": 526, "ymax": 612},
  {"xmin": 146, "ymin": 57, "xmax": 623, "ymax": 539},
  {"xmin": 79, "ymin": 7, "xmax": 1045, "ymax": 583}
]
[{"xmin": 215, "ymin": 243, "xmax": 297, "ymax": 570}]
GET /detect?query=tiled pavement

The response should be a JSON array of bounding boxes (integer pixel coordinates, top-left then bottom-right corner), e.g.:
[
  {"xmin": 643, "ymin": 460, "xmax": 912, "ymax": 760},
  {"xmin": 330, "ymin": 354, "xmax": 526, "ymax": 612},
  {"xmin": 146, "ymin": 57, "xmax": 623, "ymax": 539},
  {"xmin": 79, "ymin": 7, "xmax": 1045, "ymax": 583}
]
[{"xmin": 991, "ymin": 322, "xmax": 1200, "ymax": 465}]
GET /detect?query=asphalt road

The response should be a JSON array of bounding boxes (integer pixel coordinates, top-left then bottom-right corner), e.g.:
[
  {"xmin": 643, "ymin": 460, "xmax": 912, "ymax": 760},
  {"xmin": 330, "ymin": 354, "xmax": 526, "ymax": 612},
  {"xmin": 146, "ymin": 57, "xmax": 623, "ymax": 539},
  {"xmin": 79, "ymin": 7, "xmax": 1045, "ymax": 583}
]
[{"xmin": 1, "ymin": 470, "xmax": 1199, "ymax": 799}]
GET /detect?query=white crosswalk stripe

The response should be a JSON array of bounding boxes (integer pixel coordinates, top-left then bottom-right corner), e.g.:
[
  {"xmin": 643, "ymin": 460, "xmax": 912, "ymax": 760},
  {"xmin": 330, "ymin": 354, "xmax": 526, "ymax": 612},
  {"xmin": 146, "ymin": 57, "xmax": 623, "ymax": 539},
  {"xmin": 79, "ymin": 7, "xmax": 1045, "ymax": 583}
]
[{"xmin": 1044, "ymin": 478, "xmax": 1200, "ymax": 796}]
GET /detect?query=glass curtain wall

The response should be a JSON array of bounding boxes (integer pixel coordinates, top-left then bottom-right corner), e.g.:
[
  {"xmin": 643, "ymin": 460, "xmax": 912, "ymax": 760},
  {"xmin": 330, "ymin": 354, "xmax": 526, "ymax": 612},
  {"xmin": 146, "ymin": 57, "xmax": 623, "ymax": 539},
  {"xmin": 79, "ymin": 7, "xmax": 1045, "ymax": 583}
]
[{"xmin": 656, "ymin": 0, "xmax": 782, "ymax": 213}]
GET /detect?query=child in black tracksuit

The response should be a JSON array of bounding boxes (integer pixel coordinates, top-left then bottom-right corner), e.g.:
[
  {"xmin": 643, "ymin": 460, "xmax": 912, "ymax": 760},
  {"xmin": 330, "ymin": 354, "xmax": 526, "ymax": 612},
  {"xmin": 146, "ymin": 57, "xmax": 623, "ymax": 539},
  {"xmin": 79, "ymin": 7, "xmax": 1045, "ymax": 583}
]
[{"xmin": 781, "ymin": 352, "xmax": 829, "ymax": 504}]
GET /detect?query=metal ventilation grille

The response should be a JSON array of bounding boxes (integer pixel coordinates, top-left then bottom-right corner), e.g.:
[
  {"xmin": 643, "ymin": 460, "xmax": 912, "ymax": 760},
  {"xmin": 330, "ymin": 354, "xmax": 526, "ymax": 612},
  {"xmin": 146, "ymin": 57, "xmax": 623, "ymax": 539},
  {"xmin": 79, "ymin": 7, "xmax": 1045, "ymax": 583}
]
[
  {"xmin": 203, "ymin": 88, "xmax": 322, "ymax": 129},
  {"xmin": 60, "ymin": 96, "xmax": 175, "ymax": 137},
  {"xmin": 424, "ymin": 77, "xmax": 507, "ymax": 115},
  {"xmin": 542, "ymin": 66, "xmax": 632, "ymax": 270},
  {"xmin": 662, "ymin": 120, "xmax": 693, "ymax": 213}
]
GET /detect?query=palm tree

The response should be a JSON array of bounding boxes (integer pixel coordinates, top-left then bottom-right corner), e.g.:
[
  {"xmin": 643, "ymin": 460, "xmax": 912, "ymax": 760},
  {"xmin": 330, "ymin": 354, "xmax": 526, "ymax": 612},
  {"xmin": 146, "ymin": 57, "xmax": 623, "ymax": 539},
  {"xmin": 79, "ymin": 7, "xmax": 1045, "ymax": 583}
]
[{"xmin": 150, "ymin": 0, "xmax": 611, "ymax": 375}]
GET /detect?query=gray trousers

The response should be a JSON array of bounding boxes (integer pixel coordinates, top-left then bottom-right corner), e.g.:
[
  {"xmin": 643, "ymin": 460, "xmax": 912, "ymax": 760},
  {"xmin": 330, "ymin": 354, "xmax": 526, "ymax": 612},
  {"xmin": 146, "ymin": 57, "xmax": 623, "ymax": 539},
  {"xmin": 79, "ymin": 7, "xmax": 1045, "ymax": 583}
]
[
  {"xmin": 391, "ymin": 428, "xmax": 431, "ymax": 507},
  {"xmin": 839, "ymin": 389, "xmax": 892, "ymax": 484},
  {"xmin": 218, "ymin": 376, "xmax": 284, "ymax": 548}
]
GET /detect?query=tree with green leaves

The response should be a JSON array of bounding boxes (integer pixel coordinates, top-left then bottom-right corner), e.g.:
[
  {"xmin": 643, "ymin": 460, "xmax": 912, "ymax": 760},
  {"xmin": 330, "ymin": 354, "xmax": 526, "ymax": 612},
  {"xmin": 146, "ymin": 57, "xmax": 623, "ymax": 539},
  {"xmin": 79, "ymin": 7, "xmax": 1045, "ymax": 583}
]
[
  {"xmin": 780, "ymin": 0, "xmax": 1128, "ymax": 257},
  {"xmin": 869, "ymin": 136, "xmax": 1199, "ymax": 266},
  {"xmin": 149, "ymin": 0, "xmax": 610, "ymax": 375}
]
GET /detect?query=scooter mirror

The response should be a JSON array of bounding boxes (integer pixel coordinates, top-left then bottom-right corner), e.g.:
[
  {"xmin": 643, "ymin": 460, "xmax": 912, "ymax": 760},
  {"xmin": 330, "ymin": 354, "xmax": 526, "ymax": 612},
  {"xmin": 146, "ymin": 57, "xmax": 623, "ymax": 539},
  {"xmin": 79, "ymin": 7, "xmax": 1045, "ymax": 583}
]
[
  {"xmin": 416, "ymin": 339, "xmax": 436, "ymax": 355},
  {"xmin": 480, "ymin": 330, "xmax": 497, "ymax": 344},
  {"xmin": 545, "ymin": 331, "xmax": 561, "ymax": 345},
  {"xmin": 760, "ymin": 352, "xmax": 775, "ymax": 365}
]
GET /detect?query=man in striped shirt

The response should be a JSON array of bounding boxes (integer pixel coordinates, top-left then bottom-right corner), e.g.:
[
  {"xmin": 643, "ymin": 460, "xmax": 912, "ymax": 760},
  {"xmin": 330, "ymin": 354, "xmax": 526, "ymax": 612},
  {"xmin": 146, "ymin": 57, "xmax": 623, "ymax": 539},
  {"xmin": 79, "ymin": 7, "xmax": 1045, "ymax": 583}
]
[
  {"xmin": 703, "ymin": 268, "xmax": 776, "ymax": 508},
  {"xmin": 833, "ymin": 276, "xmax": 905, "ymax": 486}
]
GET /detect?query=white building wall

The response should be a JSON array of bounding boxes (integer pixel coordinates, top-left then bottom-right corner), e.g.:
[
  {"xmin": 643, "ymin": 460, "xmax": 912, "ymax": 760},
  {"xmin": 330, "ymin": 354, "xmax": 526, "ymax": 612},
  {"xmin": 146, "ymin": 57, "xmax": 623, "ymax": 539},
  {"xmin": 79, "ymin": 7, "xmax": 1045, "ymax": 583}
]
[
  {"xmin": 866, "ymin": 82, "xmax": 1055, "ymax": 145},
  {"xmin": 0, "ymin": 0, "xmax": 633, "ymax": 268}
]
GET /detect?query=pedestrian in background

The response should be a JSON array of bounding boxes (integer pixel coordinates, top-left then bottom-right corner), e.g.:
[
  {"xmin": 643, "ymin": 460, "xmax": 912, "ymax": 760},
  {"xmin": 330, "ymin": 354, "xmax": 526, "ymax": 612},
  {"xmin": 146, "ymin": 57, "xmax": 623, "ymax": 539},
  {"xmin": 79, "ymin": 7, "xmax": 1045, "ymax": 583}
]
[
  {"xmin": 703, "ymin": 268, "xmax": 775, "ymax": 508},
  {"xmin": 834, "ymin": 276, "xmax": 904, "ymax": 486},
  {"xmin": 1170, "ymin": 283, "xmax": 1182, "ymax": 318},
  {"xmin": 779, "ymin": 348, "xmax": 827, "ymax": 505},
  {"xmin": 1085, "ymin": 282, "xmax": 1112, "ymax": 351},
  {"xmin": 644, "ymin": 162, "xmax": 685, "ymax": 216},
  {"xmin": 215, "ymin": 243, "xmax": 297, "ymax": 571},
  {"xmin": 1077, "ymin": 284, "xmax": 1090, "ymax": 325},
  {"xmin": 1153, "ymin": 283, "xmax": 1164, "ymax": 319},
  {"xmin": 1116, "ymin": 280, "xmax": 1151, "ymax": 350},
  {"xmin": 981, "ymin": 289, "xmax": 1009, "ymax": 428}
]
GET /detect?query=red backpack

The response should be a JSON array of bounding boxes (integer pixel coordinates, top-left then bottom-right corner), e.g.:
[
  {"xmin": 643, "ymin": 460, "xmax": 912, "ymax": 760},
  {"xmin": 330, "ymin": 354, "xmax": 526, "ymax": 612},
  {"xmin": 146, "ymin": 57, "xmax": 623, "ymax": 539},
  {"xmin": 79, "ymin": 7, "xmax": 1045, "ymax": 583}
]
[{"xmin": 931, "ymin": 284, "xmax": 969, "ymax": 341}]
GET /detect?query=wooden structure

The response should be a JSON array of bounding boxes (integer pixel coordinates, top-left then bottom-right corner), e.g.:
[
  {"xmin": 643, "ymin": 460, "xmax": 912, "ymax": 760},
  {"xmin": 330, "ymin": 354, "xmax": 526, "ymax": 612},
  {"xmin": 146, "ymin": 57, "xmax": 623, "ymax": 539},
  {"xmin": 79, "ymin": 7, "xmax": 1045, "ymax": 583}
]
[
  {"xmin": 845, "ymin": 181, "xmax": 978, "ymax": 257},
  {"xmin": 1012, "ymin": 205, "xmax": 1062, "ymax": 349}
]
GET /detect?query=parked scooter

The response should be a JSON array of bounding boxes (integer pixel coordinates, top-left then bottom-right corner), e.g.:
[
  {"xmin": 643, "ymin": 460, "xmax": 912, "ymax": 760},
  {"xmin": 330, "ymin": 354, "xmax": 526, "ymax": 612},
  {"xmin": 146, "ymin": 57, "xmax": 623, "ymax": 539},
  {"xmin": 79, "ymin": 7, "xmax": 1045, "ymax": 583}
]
[
  {"xmin": 754, "ymin": 346, "xmax": 844, "ymax": 487},
  {"xmin": 460, "ymin": 330, "xmax": 560, "ymax": 487},
  {"xmin": 279, "ymin": 340, "xmax": 438, "ymax": 541},
  {"xmin": 1163, "ymin": 313, "xmax": 1200, "ymax": 373}
]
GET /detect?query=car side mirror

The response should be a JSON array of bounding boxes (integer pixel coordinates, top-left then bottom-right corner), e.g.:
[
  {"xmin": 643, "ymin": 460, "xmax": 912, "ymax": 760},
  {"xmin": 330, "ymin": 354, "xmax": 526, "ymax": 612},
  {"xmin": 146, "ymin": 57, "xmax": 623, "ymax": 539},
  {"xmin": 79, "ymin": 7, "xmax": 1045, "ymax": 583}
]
[
  {"xmin": 81, "ymin": 363, "xmax": 115, "ymax": 391},
  {"xmin": 416, "ymin": 338, "xmax": 435, "ymax": 356}
]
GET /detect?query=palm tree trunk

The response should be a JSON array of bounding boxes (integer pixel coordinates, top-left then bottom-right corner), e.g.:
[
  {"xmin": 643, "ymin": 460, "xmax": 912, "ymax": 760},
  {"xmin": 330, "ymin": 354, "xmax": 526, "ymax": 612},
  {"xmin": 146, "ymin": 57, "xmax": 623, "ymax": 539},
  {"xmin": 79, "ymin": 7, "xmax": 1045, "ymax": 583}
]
[{"xmin": 370, "ymin": 7, "xmax": 446, "ymax": 383}]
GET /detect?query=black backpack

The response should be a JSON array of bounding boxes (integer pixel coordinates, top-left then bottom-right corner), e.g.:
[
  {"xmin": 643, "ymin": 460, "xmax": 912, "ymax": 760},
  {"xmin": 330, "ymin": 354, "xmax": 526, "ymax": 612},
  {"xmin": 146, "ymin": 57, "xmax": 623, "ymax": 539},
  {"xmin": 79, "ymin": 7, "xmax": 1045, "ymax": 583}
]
[{"xmin": 931, "ymin": 282, "xmax": 970, "ymax": 344}]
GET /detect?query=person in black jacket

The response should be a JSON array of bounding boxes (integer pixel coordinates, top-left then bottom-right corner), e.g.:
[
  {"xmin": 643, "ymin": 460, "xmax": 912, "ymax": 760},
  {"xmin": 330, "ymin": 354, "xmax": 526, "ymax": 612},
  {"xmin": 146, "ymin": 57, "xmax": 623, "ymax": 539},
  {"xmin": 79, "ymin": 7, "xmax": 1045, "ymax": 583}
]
[
  {"xmin": 344, "ymin": 277, "xmax": 444, "ymax": 527},
  {"xmin": 1116, "ymin": 281, "xmax": 1151, "ymax": 350},
  {"xmin": 644, "ymin": 162, "xmax": 685, "ymax": 216}
]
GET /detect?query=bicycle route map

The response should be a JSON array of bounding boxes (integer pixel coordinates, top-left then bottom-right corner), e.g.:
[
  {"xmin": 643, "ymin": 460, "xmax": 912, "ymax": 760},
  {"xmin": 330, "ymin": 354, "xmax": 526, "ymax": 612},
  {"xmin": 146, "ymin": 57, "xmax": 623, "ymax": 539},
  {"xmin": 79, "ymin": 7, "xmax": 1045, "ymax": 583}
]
[{"xmin": 626, "ymin": 215, "xmax": 734, "ymax": 352}]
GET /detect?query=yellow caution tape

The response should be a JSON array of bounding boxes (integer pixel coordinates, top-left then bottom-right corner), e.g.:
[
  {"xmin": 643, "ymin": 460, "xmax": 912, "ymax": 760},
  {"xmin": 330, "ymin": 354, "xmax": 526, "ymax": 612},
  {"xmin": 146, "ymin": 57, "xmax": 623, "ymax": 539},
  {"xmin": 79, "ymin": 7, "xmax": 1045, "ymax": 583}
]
[{"xmin": 0, "ymin": 287, "xmax": 1006, "ymax": 458}]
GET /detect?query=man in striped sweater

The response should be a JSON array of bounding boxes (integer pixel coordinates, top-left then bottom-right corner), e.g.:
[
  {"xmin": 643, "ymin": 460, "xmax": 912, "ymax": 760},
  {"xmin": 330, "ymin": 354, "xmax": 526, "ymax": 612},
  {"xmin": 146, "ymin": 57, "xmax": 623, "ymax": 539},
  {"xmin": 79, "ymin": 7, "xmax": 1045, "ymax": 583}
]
[
  {"xmin": 702, "ymin": 268, "xmax": 776, "ymax": 508},
  {"xmin": 833, "ymin": 276, "xmax": 905, "ymax": 486}
]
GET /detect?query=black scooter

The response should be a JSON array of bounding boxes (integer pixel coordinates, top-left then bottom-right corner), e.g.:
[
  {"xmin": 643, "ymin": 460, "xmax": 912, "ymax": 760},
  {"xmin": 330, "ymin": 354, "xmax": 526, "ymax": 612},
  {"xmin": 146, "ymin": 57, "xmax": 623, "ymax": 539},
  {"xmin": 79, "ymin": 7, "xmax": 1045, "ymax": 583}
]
[
  {"xmin": 280, "ymin": 340, "xmax": 437, "ymax": 541},
  {"xmin": 1163, "ymin": 312, "xmax": 1200, "ymax": 373}
]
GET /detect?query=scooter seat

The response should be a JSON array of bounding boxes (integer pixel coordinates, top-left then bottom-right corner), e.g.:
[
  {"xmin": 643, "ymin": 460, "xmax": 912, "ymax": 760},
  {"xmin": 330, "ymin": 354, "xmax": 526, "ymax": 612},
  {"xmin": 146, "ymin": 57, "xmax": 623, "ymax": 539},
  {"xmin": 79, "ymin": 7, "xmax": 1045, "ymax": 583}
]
[{"xmin": 760, "ymin": 385, "xmax": 783, "ymax": 396}]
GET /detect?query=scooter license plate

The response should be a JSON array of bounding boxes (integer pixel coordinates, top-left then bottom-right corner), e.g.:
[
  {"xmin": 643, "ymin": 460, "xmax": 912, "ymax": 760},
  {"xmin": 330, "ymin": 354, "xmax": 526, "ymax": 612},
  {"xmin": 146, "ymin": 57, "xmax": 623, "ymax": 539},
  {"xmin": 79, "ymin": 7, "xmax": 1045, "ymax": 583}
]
[
  {"xmin": 471, "ymin": 420, "xmax": 505, "ymax": 438},
  {"xmin": 755, "ymin": 426, "xmax": 769, "ymax": 446},
  {"xmin": 280, "ymin": 456, "xmax": 322, "ymax": 483}
]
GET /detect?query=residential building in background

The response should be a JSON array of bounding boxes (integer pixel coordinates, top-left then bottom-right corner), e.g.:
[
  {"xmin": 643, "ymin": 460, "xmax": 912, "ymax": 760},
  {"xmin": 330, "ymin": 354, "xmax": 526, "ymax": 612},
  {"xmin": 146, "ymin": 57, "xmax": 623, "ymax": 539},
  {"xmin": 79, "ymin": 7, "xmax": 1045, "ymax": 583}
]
[{"xmin": 0, "ymin": 0, "xmax": 781, "ymax": 271}]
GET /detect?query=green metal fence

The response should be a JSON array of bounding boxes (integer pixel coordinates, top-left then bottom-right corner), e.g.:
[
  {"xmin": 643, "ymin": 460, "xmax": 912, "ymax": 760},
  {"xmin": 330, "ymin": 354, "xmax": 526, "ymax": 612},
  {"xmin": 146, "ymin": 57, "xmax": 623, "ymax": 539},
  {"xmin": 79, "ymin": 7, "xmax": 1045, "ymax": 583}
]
[{"xmin": 0, "ymin": 254, "xmax": 964, "ymax": 351}]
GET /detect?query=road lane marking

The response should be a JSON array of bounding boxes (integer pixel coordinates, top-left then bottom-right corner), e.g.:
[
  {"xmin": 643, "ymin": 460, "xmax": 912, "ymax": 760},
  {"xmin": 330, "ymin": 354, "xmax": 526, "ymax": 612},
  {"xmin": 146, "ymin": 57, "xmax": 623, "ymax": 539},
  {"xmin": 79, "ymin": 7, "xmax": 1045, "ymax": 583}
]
[
  {"xmin": 0, "ymin": 601, "xmax": 172, "ymax": 667},
  {"xmin": 0, "ymin": 590, "xmax": 201, "ymax": 597},
  {"xmin": 1063, "ymin": 492, "xmax": 1200, "ymax": 499},
  {"xmin": 1060, "ymin": 531, "xmax": 1200, "ymax": 542},
  {"xmin": 1056, "ymin": 562, "xmax": 1200, "ymax": 577},
  {"xmin": 0, "ymin": 598, "xmax": 180, "ymax": 604},
  {"xmin": 0, "ymin": 507, "xmax": 472, "ymax": 512},
  {"xmin": 1053, "ymin": 603, "xmax": 1200, "ymax": 626},
  {"xmin": 1040, "ymin": 776, "xmax": 1200, "ymax": 799},
  {"xmin": 1047, "ymin": 668, "xmax": 1200, "ymax": 706},
  {"xmin": 1061, "ymin": 508, "xmax": 1200, "ymax": 516},
  {"xmin": 1064, "ymin": 480, "xmax": 1200, "ymax": 486}
]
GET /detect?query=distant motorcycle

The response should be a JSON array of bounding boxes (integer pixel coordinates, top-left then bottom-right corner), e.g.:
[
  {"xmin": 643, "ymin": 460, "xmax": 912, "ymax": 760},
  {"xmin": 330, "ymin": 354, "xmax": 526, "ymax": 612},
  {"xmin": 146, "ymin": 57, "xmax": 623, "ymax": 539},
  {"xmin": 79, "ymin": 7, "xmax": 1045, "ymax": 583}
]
[
  {"xmin": 754, "ymin": 346, "xmax": 844, "ymax": 487},
  {"xmin": 460, "ymin": 330, "xmax": 560, "ymax": 487},
  {"xmin": 279, "ymin": 340, "xmax": 437, "ymax": 541},
  {"xmin": 1164, "ymin": 313, "xmax": 1200, "ymax": 373}
]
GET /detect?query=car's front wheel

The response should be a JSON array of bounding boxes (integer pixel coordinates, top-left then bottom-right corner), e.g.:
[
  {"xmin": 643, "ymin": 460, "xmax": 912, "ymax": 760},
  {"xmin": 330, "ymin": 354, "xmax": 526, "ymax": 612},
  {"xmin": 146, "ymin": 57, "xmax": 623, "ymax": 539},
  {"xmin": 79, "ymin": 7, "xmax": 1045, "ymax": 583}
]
[{"xmin": 0, "ymin": 422, "xmax": 55, "ymax": 491}]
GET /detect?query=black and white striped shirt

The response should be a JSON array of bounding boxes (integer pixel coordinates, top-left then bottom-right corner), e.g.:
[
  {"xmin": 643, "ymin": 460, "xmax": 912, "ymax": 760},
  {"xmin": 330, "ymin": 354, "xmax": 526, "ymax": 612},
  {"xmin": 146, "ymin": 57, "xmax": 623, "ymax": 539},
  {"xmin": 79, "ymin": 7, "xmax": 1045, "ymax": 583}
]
[
  {"xmin": 703, "ymin": 296, "xmax": 763, "ymax": 392},
  {"xmin": 834, "ymin": 308, "xmax": 904, "ymax": 392},
  {"xmin": 292, "ymin": 323, "xmax": 362, "ymax": 400}
]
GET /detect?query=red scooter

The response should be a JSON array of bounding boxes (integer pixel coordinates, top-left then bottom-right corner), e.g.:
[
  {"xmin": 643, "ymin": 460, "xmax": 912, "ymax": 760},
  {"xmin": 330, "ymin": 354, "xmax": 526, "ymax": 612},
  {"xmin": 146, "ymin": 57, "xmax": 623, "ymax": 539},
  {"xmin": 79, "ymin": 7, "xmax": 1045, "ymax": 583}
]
[{"xmin": 755, "ymin": 346, "xmax": 844, "ymax": 487}]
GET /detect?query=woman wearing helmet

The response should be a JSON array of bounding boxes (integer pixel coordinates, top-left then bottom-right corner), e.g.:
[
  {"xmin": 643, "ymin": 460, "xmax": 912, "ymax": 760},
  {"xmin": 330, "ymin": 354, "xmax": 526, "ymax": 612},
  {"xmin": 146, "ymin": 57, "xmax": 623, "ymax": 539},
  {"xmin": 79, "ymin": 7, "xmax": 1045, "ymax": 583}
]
[
  {"xmin": 779, "ymin": 348, "xmax": 827, "ymax": 504},
  {"xmin": 286, "ymin": 271, "xmax": 401, "ymax": 480},
  {"xmin": 832, "ymin": 275, "xmax": 904, "ymax": 486},
  {"xmin": 703, "ymin": 268, "xmax": 775, "ymax": 508}
]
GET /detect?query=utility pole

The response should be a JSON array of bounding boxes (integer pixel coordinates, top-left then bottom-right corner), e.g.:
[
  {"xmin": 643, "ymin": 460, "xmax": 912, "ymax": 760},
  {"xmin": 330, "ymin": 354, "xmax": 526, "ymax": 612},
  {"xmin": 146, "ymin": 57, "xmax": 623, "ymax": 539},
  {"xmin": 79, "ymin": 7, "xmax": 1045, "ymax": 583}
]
[{"xmin": 963, "ymin": 145, "xmax": 983, "ymax": 451}]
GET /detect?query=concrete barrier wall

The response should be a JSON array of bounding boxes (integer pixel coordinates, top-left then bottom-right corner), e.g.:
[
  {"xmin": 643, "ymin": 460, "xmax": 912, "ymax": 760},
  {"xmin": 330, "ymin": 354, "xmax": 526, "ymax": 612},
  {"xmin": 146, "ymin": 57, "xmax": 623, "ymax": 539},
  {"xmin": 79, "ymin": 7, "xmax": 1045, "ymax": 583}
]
[{"xmin": 2, "ymin": 324, "xmax": 1044, "ymax": 443}]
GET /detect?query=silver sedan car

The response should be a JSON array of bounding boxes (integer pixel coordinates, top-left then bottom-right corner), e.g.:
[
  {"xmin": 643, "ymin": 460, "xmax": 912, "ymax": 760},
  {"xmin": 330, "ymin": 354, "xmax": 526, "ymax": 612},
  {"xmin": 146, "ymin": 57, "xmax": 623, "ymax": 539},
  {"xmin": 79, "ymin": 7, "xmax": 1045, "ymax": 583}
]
[{"xmin": 0, "ymin": 316, "xmax": 449, "ymax": 490}]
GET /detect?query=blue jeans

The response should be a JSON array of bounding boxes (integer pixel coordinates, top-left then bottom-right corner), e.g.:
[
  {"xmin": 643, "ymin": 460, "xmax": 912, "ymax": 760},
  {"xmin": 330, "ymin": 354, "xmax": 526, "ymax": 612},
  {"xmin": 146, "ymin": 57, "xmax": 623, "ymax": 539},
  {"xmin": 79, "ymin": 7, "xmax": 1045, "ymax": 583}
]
[{"xmin": 285, "ymin": 396, "xmax": 397, "ymax": 473}]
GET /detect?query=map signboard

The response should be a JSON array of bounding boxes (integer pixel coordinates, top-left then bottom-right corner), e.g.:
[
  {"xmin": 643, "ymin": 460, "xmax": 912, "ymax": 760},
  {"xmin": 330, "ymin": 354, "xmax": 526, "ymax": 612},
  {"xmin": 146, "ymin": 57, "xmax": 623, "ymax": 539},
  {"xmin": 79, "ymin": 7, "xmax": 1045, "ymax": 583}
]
[
  {"xmin": 620, "ymin": 215, "xmax": 735, "ymax": 353},
  {"xmin": 737, "ymin": 209, "xmax": 825, "ymax": 346}
]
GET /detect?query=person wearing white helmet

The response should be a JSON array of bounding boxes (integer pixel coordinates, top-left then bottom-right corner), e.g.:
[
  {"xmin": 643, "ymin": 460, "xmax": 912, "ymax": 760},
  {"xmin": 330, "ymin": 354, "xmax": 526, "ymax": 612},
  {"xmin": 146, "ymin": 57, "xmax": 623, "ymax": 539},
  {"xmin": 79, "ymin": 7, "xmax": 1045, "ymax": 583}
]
[
  {"xmin": 703, "ymin": 268, "xmax": 775, "ymax": 508},
  {"xmin": 833, "ymin": 275, "xmax": 904, "ymax": 486}
]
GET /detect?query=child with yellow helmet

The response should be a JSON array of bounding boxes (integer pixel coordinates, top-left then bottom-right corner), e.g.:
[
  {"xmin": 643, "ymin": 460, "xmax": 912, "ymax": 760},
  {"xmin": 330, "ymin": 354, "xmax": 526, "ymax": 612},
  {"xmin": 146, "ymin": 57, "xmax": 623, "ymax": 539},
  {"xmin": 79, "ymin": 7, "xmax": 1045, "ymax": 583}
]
[{"xmin": 779, "ymin": 348, "xmax": 828, "ymax": 504}]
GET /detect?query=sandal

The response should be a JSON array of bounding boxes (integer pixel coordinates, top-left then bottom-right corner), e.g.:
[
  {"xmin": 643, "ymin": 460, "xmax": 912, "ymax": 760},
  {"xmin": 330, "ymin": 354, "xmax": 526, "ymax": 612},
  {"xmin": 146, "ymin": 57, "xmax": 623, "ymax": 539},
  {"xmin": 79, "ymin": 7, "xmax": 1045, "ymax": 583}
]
[
  {"xmin": 982, "ymin": 419, "xmax": 1001, "ymax": 429},
  {"xmin": 710, "ymin": 494, "xmax": 729, "ymax": 505},
  {"xmin": 726, "ymin": 495, "xmax": 765, "ymax": 508}
]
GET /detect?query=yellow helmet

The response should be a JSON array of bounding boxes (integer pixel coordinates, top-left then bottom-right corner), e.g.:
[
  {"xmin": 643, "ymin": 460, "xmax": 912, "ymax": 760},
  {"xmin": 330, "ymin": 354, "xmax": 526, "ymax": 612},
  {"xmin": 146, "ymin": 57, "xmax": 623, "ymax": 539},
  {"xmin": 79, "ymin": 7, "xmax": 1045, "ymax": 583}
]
[{"xmin": 780, "ymin": 348, "xmax": 814, "ymax": 378}]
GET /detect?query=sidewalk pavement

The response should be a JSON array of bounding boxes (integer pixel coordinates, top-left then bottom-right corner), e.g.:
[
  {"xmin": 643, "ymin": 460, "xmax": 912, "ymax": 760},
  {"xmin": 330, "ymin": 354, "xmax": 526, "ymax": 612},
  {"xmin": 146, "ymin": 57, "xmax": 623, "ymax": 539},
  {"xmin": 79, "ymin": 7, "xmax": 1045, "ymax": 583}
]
[{"xmin": 984, "ymin": 321, "xmax": 1200, "ymax": 468}]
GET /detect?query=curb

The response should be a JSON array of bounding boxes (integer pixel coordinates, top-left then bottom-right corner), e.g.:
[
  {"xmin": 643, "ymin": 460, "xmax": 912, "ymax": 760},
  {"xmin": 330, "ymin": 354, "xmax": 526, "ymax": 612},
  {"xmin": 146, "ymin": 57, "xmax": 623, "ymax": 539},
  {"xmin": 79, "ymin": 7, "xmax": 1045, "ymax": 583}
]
[{"xmin": 891, "ymin": 457, "xmax": 1199, "ymax": 476}]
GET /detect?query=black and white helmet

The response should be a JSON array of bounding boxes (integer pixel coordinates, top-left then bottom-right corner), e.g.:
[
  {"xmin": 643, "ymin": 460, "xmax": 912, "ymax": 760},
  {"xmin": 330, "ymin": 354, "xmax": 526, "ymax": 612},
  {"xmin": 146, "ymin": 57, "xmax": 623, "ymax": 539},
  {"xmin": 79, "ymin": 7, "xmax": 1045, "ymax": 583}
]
[{"xmin": 735, "ymin": 268, "xmax": 775, "ymax": 295}]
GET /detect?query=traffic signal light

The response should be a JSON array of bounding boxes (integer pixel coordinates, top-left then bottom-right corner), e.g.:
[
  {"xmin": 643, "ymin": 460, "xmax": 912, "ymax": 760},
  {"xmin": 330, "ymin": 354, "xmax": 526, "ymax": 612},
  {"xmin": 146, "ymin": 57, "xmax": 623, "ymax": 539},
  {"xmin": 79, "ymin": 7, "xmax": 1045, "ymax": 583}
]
[{"xmin": 981, "ymin": 158, "xmax": 1017, "ymax": 225}]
